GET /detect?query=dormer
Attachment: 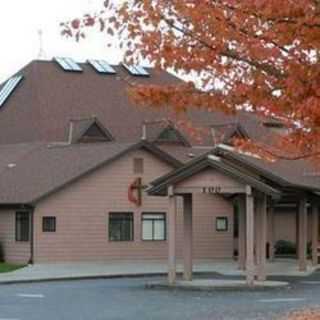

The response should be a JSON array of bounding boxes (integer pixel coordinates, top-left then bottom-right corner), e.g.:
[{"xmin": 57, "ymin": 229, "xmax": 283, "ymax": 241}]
[
  {"xmin": 155, "ymin": 125, "xmax": 191, "ymax": 147},
  {"xmin": 68, "ymin": 117, "xmax": 114, "ymax": 144},
  {"xmin": 211, "ymin": 123, "xmax": 249, "ymax": 146}
]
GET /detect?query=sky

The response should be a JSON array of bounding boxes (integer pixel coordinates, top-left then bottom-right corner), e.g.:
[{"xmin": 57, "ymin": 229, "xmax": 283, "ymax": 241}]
[{"xmin": 0, "ymin": 0, "xmax": 122, "ymax": 82}]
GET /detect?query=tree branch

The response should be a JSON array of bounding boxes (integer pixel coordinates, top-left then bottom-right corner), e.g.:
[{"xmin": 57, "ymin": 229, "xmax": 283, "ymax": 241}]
[{"xmin": 160, "ymin": 13, "xmax": 286, "ymax": 79}]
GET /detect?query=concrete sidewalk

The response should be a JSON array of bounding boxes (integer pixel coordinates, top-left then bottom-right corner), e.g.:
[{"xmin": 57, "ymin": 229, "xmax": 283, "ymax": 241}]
[{"xmin": 0, "ymin": 259, "xmax": 317, "ymax": 284}]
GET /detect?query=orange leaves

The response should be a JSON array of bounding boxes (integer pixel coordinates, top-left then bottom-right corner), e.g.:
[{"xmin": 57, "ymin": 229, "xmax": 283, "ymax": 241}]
[{"xmin": 62, "ymin": 0, "xmax": 320, "ymax": 161}]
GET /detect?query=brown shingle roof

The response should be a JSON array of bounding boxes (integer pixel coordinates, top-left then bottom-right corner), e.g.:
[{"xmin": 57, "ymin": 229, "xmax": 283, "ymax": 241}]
[
  {"xmin": 0, "ymin": 59, "xmax": 273, "ymax": 146},
  {"xmin": 215, "ymin": 145, "xmax": 320, "ymax": 191},
  {"xmin": 0, "ymin": 139, "xmax": 318, "ymax": 205},
  {"xmin": 0, "ymin": 141, "xmax": 181, "ymax": 205},
  {"xmin": 0, "ymin": 59, "xmax": 318, "ymax": 203}
]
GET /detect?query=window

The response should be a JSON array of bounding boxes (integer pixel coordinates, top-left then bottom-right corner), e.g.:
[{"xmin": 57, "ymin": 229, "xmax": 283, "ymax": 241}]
[
  {"xmin": 142, "ymin": 213, "xmax": 166, "ymax": 241},
  {"xmin": 43, "ymin": 217, "xmax": 56, "ymax": 232},
  {"xmin": 109, "ymin": 213, "xmax": 134, "ymax": 241},
  {"xmin": 122, "ymin": 63, "xmax": 150, "ymax": 76},
  {"xmin": 15, "ymin": 212, "xmax": 30, "ymax": 242},
  {"xmin": 88, "ymin": 59, "xmax": 116, "ymax": 74},
  {"xmin": 133, "ymin": 158, "xmax": 144, "ymax": 174},
  {"xmin": 216, "ymin": 217, "xmax": 228, "ymax": 232},
  {"xmin": 0, "ymin": 75, "xmax": 24, "ymax": 108}
]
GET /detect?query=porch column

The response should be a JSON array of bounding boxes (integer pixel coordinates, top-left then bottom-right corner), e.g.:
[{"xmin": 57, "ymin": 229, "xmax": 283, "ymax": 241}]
[
  {"xmin": 268, "ymin": 205, "xmax": 275, "ymax": 262},
  {"xmin": 311, "ymin": 198, "xmax": 319, "ymax": 267},
  {"xmin": 298, "ymin": 196, "xmax": 308, "ymax": 272},
  {"xmin": 183, "ymin": 194, "xmax": 193, "ymax": 281},
  {"xmin": 168, "ymin": 186, "xmax": 177, "ymax": 284},
  {"xmin": 238, "ymin": 195, "xmax": 246, "ymax": 270},
  {"xmin": 246, "ymin": 186, "xmax": 255, "ymax": 286},
  {"xmin": 256, "ymin": 194, "xmax": 267, "ymax": 281},
  {"xmin": 296, "ymin": 207, "xmax": 300, "ymax": 259}
]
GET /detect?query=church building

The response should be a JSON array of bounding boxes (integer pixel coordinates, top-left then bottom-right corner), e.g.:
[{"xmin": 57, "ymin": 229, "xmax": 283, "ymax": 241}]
[{"xmin": 0, "ymin": 58, "xmax": 318, "ymax": 284}]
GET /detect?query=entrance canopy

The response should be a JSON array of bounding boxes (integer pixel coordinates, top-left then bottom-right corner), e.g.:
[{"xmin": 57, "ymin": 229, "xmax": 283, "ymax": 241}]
[
  {"xmin": 147, "ymin": 146, "xmax": 320, "ymax": 286},
  {"xmin": 148, "ymin": 153, "xmax": 281, "ymax": 199},
  {"xmin": 147, "ymin": 151, "xmax": 282, "ymax": 286}
]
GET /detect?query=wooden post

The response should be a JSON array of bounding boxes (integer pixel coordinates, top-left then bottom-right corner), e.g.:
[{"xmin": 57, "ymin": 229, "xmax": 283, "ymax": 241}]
[
  {"xmin": 311, "ymin": 198, "xmax": 319, "ymax": 266},
  {"xmin": 298, "ymin": 196, "xmax": 308, "ymax": 272},
  {"xmin": 246, "ymin": 186, "xmax": 255, "ymax": 286},
  {"xmin": 168, "ymin": 186, "xmax": 177, "ymax": 284},
  {"xmin": 296, "ymin": 206, "xmax": 300, "ymax": 260},
  {"xmin": 268, "ymin": 205, "xmax": 275, "ymax": 262},
  {"xmin": 183, "ymin": 194, "xmax": 193, "ymax": 281},
  {"xmin": 254, "ymin": 199, "xmax": 260, "ymax": 266},
  {"xmin": 238, "ymin": 195, "xmax": 246, "ymax": 270},
  {"xmin": 257, "ymin": 194, "xmax": 267, "ymax": 281}
]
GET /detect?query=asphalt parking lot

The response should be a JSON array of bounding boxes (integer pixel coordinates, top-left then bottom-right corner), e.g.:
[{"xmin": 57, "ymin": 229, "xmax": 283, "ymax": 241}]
[{"xmin": 1, "ymin": 272, "xmax": 320, "ymax": 320}]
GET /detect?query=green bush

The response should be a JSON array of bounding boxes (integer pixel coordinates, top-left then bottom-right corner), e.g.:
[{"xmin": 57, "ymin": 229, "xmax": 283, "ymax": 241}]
[
  {"xmin": 275, "ymin": 240, "xmax": 297, "ymax": 255},
  {"xmin": 0, "ymin": 243, "xmax": 4, "ymax": 263}
]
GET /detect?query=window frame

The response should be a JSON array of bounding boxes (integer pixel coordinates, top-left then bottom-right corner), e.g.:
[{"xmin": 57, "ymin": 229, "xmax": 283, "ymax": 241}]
[
  {"xmin": 216, "ymin": 216, "xmax": 229, "ymax": 232},
  {"xmin": 108, "ymin": 212, "xmax": 134, "ymax": 242},
  {"xmin": 15, "ymin": 211, "xmax": 30, "ymax": 242},
  {"xmin": 42, "ymin": 216, "xmax": 56, "ymax": 233},
  {"xmin": 141, "ymin": 212, "xmax": 166, "ymax": 241}
]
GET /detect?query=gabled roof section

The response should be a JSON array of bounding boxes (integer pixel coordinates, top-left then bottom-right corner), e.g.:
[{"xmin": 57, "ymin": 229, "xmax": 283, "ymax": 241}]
[
  {"xmin": 214, "ymin": 144, "xmax": 320, "ymax": 192},
  {"xmin": 0, "ymin": 140, "xmax": 182, "ymax": 205},
  {"xmin": 148, "ymin": 153, "xmax": 281, "ymax": 198},
  {"xmin": 156, "ymin": 125, "xmax": 191, "ymax": 147},
  {"xmin": 69, "ymin": 117, "xmax": 114, "ymax": 143}
]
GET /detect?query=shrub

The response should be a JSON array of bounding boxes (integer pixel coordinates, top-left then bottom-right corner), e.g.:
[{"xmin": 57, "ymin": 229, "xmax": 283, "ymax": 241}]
[
  {"xmin": 274, "ymin": 240, "xmax": 297, "ymax": 255},
  {"xmin": 0, "ymin": 242, "xmax": 4, "ymax": 263}
]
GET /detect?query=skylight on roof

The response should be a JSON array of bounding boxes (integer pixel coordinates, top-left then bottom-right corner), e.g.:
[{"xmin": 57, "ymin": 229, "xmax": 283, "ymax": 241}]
[
  {"xmin": 88, "ymin": 59, "xmax": 116, "ymax": 74},
  {"xmin": 122, "ymin": 63, "xmax": 150, "ymax": 76},
  {"xmin": 0, "ymin": 75, "xmax": 23, "ymax": 108},
  {"xmin": 54, "ymin": 57, "xmax": 83, "ymax": 72}
]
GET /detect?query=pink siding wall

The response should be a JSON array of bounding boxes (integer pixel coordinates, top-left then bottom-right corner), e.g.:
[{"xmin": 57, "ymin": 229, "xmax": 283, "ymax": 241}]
[
  {"xmin": 192, "ymin": 193, "xmax": 234, "ymax": 258},
  {"xmin": 176, "ymin": 168, "xmax": 236, "ymax": 258},
  {"xmin": 1, "ymin": 147, "xmax": 309, "ymax": 264},
  {"xmin": 33, "ymin": 150, "xmax": 235, "ymax": 263},
  {"xmin": 0, "ymin": 210, "xmax": 30, "ymax": 264}
]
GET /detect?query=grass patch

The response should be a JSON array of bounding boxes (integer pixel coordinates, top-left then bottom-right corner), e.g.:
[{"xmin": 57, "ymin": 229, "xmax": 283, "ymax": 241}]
[{"xmin": 0, "ymin": 263, "xmax": 25, "ymax": 273}]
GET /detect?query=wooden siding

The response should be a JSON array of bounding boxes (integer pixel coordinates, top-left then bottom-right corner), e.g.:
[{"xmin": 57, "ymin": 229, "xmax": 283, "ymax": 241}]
[
  {"xmin": 33, "ymin": 150, "xmax": 235, "ymax": 263},
  {"xmin": 272, "ymin": 208, "xmax": 313, "ymax": 244}
]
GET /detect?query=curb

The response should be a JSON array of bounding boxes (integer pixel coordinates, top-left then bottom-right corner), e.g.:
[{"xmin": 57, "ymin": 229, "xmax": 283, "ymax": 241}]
[
  {"xmin": 145, "ymin": 282, "xmax": 290, "ymax": 292},
  {"xmin": 0, "ymin": 271, "xmax": 222, "ymax": 285},
  {"xmin": 0, "ymin": 267, "xmax": 318, "ymax": 286}
]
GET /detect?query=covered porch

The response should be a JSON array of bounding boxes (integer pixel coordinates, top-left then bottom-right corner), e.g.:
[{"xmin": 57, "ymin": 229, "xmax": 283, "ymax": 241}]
[{"xmin": 148, "ymin": 151, "xmax": 320, "ymax": 287}]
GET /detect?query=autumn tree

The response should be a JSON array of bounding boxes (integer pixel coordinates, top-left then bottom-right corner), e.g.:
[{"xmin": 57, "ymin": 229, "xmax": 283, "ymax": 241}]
[{"xmin": 62, "ymin": 0, "xmax": 320, "ymax": 160}]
